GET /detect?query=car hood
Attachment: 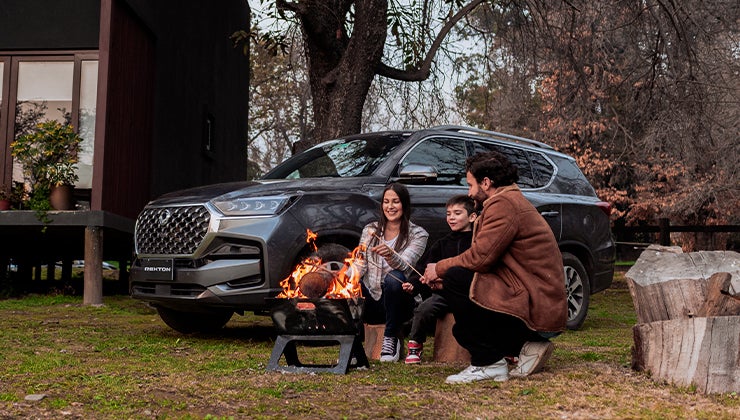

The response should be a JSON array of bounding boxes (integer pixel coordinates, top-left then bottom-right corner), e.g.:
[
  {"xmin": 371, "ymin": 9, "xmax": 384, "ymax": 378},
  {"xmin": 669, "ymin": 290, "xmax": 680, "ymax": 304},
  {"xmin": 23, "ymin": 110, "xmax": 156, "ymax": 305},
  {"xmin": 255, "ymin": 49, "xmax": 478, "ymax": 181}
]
[{"xmin": 146, "ymin": 177, "xmax": 378, "ymax": 206}]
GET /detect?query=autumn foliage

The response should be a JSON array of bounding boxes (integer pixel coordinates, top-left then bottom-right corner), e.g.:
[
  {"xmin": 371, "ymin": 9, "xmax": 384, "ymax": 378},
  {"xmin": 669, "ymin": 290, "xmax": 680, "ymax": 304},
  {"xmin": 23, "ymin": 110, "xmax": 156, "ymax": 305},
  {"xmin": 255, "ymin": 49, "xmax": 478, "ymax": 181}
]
[{"xmin": 455, "ymin": 1, "xmax": 739, "ymax": 248}]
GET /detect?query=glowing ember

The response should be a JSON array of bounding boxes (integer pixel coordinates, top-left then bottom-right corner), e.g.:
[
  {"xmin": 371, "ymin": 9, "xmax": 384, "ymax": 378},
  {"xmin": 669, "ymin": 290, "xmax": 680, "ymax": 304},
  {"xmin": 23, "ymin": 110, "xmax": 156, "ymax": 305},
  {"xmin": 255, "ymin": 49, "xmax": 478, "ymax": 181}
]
[{"xmin": 278, "ymin": 230, "xmax": 365, "ymax": 299}]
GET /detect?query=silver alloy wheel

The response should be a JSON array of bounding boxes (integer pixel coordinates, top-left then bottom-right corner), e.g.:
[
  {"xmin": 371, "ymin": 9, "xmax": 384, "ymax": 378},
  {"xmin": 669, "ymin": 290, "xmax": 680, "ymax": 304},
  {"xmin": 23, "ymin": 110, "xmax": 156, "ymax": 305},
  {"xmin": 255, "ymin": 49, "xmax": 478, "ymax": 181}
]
[{"xmin": 565, "ymin": 265, "xmax": 584, "ymax": 322}]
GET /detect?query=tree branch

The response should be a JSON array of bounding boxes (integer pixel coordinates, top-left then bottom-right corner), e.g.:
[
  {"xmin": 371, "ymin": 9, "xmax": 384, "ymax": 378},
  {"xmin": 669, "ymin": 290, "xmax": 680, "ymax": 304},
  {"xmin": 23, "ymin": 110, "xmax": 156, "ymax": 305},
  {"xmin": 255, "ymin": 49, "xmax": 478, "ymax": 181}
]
[
  {"xmin": 377, "ymin": 0, "xmax": 487, "ymax": 82},
  {"xmin": 276, "ymin": 0, "xmax": 306, "ymax": 14}
]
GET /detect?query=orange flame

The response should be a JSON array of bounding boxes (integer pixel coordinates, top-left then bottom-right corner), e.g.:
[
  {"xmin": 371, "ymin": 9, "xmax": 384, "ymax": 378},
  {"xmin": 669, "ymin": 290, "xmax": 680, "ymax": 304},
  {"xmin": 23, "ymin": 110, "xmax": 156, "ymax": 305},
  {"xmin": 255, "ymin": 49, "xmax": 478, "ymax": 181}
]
[
  {"xmin": 277, "ymin": 230, "xmax": 365, "ymax": 299},
  {"xmin": 306, "ymin": 228, "xmax": 318, "ymax": 252}
]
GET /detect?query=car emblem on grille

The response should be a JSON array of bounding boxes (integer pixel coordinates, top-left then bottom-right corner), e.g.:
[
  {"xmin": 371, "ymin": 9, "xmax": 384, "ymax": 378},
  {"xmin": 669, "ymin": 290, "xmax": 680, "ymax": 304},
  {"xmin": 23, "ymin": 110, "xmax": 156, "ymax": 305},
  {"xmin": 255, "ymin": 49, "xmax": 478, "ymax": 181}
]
[{"xmin": 158, "ymin": 209, "xmax": 172, "ymax": 226}]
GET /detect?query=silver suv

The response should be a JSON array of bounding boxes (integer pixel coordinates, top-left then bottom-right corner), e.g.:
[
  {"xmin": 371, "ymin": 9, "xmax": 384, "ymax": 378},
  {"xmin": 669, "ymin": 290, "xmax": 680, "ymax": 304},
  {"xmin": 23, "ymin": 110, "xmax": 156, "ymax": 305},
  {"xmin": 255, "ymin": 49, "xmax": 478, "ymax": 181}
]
[{"xmin": 130, "ymin": 126, "xmax": 615, "ymax": 332}]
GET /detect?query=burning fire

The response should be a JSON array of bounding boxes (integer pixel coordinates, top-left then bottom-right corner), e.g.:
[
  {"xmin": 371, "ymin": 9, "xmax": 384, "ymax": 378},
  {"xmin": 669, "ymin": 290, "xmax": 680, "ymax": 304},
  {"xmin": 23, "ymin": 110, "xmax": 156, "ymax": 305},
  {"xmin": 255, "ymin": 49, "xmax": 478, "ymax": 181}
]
[{"xmin": 278, "ymin": 229, "xmax": 365, "ymax": 299}]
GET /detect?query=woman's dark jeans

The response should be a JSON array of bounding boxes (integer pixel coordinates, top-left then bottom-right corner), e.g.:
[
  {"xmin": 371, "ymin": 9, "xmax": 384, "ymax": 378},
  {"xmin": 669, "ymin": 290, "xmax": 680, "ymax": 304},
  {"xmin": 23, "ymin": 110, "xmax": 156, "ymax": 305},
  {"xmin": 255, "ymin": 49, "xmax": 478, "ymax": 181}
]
[{"xmin": 361, "ymin": 270, "xmax": 415, "ymax": 338}]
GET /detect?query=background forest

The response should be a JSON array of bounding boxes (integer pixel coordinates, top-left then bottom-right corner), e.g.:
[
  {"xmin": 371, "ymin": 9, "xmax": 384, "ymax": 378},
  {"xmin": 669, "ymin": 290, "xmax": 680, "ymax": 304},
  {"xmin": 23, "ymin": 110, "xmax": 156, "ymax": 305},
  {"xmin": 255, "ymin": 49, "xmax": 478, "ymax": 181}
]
[{"xmin": 245, "ymin": 0, "xmax": 739, "ymax": 250}]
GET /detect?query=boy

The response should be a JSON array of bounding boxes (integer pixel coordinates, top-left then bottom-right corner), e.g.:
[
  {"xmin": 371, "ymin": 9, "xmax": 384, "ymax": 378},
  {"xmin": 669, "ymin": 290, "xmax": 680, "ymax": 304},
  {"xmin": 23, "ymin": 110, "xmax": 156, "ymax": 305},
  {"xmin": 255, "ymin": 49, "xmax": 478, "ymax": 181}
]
[{"xmin": 401, "ymin": 194, "xmax": 477, "ymax": 364}]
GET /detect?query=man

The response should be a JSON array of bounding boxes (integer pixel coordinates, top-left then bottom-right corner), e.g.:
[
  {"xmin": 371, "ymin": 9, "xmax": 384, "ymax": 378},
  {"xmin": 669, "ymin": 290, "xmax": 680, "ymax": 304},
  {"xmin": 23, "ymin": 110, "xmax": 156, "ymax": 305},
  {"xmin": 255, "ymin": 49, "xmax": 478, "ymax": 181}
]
[{"xmin": 422, "ymin": 151, "xmax": 566, "ymax": 384}]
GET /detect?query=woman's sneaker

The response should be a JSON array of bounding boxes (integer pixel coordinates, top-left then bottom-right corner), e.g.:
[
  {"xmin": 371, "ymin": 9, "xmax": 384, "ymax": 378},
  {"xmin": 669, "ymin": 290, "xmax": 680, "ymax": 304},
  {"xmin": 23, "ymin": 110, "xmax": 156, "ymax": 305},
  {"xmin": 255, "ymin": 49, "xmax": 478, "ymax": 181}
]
[
  {"xmin": 405, "ymin": 340, "xmax": 423, "ymax": 364},
  {"xmin": 379, "ymin": 336, "xmax": 401, "ymax": 362}
]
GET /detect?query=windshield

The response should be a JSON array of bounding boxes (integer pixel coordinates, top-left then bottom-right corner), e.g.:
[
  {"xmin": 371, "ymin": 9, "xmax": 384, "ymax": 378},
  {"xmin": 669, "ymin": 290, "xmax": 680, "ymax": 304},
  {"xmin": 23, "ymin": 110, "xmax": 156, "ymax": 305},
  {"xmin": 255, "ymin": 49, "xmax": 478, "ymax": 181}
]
[{"xmin": 262, "ymin": 135, "xmax": 406, "ymax": 179}]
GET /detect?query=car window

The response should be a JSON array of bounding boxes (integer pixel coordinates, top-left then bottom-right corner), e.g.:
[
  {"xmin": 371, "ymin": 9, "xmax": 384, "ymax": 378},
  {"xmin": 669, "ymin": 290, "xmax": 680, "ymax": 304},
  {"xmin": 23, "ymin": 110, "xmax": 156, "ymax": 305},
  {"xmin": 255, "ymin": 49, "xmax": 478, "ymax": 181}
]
[
  {"xmin": 467, "ymin": 141, "xmax": 537, "ymax": 188},
  {"xmin": 263, "ymin": 136, "xmax": 404, "ymax": 179},
  {"xmin": 529, "ymin": 151, "xmax": 555, "ymax": 186},
  {"xmin": 398, "ymin": 137, "xmax": 467, "ymax": 186}
]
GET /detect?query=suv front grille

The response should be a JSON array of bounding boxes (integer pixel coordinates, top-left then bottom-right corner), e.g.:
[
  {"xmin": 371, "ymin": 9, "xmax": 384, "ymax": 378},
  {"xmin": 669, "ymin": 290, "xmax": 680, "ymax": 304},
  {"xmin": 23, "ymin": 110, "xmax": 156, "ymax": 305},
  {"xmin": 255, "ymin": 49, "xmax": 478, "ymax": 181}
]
[{"xmin": 136, "ymin": 205, "xmax": 211, "ymax": 255}]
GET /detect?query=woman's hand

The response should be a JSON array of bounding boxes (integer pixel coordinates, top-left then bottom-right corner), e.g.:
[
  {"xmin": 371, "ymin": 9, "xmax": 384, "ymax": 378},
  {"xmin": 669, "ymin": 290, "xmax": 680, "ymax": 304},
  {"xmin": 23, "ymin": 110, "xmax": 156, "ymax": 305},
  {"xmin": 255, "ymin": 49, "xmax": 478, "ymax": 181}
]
[{"xmin": 370, "ymin": 243, "xmax": 394, "ymax": 260}]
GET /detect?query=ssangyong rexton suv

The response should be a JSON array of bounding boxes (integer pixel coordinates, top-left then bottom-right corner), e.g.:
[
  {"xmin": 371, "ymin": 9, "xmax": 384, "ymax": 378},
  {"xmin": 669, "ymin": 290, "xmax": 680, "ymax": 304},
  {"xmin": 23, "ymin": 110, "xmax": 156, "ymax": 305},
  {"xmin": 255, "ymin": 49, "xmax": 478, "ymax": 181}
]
[{"xmin": 130, "ymin": 126, "xmax": 615, "ymax": 333}]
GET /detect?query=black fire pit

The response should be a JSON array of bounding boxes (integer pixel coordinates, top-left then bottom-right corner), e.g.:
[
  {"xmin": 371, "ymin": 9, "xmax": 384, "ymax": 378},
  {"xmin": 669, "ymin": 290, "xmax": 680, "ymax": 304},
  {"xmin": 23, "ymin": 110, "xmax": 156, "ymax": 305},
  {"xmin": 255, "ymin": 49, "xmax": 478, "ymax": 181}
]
[{"xmin": 266, "ymin": 297, "xmax": 370, "ymax": 374}]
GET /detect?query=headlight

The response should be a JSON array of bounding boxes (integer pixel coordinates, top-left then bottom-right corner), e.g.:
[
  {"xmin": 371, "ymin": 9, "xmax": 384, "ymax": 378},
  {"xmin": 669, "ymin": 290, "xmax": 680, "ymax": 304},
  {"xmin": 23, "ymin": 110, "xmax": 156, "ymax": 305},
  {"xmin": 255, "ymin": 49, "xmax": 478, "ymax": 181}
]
[{"xmin": 212, "ymin": 195, "xmax": 291, "ymax": 216}]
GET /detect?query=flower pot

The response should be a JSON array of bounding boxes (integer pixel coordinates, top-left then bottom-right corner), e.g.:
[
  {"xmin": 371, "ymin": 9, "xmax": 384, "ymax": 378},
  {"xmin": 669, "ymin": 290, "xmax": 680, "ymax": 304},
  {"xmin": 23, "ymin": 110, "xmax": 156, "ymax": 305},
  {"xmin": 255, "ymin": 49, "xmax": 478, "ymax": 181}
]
[
  {"xmin": 50, "ymin": 184, "xmax": 75, "ymax": 210},
  {"xmin": 0, "ymin": 199, "xmax": 10, "ymax": 211}
]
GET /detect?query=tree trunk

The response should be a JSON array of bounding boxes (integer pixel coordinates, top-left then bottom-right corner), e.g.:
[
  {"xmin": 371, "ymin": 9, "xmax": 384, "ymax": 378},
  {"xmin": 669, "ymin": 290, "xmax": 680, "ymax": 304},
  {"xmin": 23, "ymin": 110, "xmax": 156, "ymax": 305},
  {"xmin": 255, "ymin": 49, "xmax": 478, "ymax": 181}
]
[{"xmin": 291, "ymin": 0, "xmax": 388, "ymax": 152}]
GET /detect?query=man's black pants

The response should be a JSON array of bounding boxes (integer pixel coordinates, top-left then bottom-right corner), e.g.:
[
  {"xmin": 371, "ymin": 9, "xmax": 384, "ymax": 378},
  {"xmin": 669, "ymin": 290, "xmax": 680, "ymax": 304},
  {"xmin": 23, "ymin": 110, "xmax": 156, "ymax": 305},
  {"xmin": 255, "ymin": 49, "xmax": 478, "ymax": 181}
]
[{"xmin": 441, "ymin": 266, "xmax": 542, "ymax": 366}]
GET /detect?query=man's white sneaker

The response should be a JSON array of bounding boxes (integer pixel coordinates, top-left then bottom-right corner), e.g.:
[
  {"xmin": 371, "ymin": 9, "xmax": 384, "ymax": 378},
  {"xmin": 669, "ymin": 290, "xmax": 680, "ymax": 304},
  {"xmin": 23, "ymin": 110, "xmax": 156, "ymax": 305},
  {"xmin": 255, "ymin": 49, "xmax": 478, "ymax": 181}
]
[
  {"xmin": 509, "ymin": 340, "xmax": 554, "ymax": 378},
  {"xmin": 445, "ymin": 359, "xmax": 509, "ymax": 384}
]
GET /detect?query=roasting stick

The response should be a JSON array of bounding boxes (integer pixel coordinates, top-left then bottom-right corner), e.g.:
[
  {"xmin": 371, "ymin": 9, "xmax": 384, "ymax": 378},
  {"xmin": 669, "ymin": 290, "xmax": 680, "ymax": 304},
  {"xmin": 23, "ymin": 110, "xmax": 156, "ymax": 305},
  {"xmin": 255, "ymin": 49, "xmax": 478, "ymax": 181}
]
[
  {"xmin": 368, "ymin": 230, "xmax": 424, "ymax": 279},
  {"xmin": 366, "ymin": 259, "xmax": 407, "ymax": 284}
]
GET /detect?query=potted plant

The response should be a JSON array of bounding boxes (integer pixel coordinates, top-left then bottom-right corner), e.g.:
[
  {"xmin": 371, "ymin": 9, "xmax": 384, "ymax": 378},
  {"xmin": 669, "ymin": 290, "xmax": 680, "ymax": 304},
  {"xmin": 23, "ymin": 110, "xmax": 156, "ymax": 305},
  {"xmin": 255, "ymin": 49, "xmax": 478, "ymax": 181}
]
[
  {"xmin": 0, "ymin": 189, "xmax": 10, "ymax": 211},
  {"xmin": 10, "ymin": 120, "xmax": 82, "ymax": 210}
]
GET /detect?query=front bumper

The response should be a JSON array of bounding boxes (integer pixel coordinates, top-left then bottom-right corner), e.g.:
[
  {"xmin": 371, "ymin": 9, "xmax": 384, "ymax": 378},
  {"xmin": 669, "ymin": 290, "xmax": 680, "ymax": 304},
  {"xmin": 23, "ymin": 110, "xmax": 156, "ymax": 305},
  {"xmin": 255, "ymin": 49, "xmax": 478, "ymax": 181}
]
[{"xmin": 130, "ymin": 257, "xmax": 281, "ymax": 310}]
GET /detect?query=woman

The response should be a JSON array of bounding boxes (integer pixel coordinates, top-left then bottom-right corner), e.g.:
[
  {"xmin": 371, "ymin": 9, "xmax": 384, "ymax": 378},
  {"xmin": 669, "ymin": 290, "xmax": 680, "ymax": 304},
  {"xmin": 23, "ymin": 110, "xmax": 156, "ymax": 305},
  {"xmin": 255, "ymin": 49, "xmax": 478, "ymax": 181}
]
[{"xmin": 356, "ymin": 183, "xmax": 428, "ymax": 362}]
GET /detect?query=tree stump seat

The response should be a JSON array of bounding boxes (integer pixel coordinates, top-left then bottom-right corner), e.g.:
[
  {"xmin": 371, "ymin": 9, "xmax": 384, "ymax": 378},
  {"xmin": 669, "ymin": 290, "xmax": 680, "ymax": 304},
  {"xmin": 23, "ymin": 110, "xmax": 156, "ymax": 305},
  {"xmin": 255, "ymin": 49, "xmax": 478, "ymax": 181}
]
[
  {"xmin": 363, "ymin": 323, "xmax": 400, "ymax": 360},
  {"xmin": 432, "ymin": 313, "xmax": 470, "ymax": 363},
  {"xmin": 363, "ymin": 314, "xmax": 472, "ymax": 363}
]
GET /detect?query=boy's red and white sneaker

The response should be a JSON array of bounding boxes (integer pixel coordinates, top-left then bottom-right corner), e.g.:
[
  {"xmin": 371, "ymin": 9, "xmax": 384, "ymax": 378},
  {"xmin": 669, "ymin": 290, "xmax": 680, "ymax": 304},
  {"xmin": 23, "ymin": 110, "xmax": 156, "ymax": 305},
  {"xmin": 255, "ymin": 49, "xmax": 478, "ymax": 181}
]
[{"xmin": 404, "ymin": 340, "xmax": 423, "ymax": 364}]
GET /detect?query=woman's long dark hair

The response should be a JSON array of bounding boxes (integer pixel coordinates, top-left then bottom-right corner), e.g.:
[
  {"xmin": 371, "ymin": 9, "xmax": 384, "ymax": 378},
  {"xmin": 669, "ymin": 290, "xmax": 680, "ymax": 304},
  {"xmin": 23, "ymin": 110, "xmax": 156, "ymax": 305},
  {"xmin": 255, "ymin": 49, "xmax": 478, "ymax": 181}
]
[{"xmin": 375, "ymin": 183, "xmax": 411, "ymax": 251}]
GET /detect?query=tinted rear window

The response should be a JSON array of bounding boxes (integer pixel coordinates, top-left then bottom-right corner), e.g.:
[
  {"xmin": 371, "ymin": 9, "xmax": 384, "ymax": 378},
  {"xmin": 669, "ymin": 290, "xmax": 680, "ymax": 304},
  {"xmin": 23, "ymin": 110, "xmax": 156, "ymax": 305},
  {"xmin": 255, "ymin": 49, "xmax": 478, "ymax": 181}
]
[{"xmin": 467, "ymin": 141, "xmax": 540, "ymax": 188}]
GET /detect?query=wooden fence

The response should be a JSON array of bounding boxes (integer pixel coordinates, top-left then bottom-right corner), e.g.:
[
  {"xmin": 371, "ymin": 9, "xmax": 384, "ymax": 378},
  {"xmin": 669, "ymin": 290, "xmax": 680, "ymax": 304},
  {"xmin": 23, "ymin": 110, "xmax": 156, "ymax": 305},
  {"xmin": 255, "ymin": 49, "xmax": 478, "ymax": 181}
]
[{"xmin": 612, "ymin": 218, "xmax": 740, "ymax": 260}]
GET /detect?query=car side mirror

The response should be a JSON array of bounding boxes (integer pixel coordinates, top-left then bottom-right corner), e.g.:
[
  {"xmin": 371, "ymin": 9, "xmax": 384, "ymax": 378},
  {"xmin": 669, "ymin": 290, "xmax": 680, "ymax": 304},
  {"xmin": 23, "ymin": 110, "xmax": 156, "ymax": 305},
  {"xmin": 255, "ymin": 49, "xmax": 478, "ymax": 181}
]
[{"xmin": 397, "ymin": 164, "xmax": 438, "ymax": 184}]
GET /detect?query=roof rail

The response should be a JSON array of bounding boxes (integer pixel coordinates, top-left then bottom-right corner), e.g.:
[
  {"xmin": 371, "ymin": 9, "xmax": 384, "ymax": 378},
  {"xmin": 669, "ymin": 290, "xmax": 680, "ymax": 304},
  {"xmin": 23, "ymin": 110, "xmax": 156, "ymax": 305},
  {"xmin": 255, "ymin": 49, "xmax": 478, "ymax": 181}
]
[{"xmin": 430, "ymin": 125, "xmax": 554, "ymax": 150}]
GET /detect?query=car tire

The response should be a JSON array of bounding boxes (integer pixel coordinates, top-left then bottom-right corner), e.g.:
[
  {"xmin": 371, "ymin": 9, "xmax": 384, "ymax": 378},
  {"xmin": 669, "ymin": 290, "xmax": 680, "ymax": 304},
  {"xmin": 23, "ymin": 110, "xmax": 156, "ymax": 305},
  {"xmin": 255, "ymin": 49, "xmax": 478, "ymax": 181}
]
[
  {"xmin": 156, "ymin": 307, "xmax": 233, "ymax": 334},
  {"xmin": 312, "ymin": 243, "xmax": 351, "ymax": 272},
  {"xmin": 563, "ymin": 252, "xmax": 590, "ymax": 330}
]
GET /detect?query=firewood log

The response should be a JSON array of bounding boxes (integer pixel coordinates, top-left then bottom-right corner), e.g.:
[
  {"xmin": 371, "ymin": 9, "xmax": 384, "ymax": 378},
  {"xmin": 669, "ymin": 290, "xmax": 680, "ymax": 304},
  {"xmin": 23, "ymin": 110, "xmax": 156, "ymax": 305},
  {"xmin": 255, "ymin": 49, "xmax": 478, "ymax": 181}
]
[{"xmin": 299, "ymin": 270, "xmax": 334, "ymax": 298}]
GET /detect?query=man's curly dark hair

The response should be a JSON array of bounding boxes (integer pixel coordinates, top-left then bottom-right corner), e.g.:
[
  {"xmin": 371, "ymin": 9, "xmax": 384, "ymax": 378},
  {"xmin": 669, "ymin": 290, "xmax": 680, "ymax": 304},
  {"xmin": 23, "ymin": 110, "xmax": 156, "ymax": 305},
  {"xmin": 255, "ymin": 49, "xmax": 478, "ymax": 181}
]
[{"xmin": 465, "ymin": 151, "xmax": 519, "ymax": 187}]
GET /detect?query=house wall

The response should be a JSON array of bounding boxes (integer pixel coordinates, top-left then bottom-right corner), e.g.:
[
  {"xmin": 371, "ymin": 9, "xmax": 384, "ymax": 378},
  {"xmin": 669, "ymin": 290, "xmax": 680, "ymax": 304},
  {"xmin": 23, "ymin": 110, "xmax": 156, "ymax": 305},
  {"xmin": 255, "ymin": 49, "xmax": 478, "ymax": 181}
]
[
  {"xmin": 0, "ymin": 0, "xmax": 100, "ymax": 50},
  {"xmin": 92, "ymin": 0, "xmax": 155, "ymax": 219},
  {"xmin": 2, "ymin": 0, "xmax": 249, "ymax": 219},
  {"xmin": 126, "ymin": 0, "xmax": 250, "ymax": 199}
]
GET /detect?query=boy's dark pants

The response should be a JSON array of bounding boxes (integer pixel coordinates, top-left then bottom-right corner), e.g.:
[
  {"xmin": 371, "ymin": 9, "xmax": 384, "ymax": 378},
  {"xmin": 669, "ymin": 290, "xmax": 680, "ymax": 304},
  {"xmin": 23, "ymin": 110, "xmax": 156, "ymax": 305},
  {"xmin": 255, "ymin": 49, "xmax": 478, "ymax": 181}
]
[
  {"xmin": 441, "ymin": 266, "xmax": 541, "ymax": 366},
  {"xmin": 408, "ymin": 294, "xmax": 449, "ymax": 343}
]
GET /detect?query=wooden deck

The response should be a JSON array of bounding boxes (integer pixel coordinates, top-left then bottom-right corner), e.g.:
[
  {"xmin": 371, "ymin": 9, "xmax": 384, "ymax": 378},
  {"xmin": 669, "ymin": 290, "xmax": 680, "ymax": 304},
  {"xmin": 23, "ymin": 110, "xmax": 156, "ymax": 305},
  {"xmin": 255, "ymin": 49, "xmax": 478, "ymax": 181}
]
[{"xmin": 0, "ymin": 210, "xmax": 134, "ymax": 304}]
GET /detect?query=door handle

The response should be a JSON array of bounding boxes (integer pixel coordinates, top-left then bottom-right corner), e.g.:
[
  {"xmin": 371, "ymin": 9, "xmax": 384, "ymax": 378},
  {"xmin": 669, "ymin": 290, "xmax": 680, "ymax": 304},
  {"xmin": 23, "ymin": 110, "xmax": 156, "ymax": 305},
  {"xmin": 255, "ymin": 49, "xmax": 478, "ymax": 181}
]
[{"xmin": 539, "ymin": 211, "xmax": 559, "ymax": 217}]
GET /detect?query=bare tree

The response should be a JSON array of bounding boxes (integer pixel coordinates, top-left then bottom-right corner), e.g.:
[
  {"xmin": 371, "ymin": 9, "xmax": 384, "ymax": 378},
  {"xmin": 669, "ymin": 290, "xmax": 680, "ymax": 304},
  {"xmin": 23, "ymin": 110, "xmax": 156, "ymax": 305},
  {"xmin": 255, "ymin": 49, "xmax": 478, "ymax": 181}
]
[
  {"xmin": 248, "ymin": 0, "xmax": 486, "ymax": 152},
  {"xmin": 247, "ymin": 26, "xmax": 312, "ymax": 176}
]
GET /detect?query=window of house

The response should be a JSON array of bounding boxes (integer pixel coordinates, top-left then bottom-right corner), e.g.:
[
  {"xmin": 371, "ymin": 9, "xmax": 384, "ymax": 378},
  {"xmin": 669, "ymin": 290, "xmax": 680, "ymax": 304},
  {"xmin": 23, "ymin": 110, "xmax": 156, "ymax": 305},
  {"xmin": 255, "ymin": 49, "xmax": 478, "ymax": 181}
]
[
  {"xmin": 0, "ymin": 53, "xmax": 98, "ymax": 189},
  {"xmin": 78, "ymin": 60, "xmax": 98, "ymax": 188}
]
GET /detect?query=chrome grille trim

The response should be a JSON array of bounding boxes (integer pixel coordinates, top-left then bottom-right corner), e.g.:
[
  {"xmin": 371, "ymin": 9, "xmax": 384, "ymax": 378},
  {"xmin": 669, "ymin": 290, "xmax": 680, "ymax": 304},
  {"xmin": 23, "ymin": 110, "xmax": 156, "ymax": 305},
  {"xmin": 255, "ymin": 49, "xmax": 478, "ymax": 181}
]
[{"xmin": 135, "ymin": 205, "xmax": 211, "ymax": 256}]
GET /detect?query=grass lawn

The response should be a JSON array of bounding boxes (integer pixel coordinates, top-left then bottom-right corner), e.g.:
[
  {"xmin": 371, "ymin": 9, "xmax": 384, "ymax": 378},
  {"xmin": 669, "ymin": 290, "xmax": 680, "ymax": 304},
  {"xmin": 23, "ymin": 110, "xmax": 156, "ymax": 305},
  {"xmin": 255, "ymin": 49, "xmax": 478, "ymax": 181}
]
[{"xmin": 0, "ymin": 272, "xmax": 738, "ymax": 419}]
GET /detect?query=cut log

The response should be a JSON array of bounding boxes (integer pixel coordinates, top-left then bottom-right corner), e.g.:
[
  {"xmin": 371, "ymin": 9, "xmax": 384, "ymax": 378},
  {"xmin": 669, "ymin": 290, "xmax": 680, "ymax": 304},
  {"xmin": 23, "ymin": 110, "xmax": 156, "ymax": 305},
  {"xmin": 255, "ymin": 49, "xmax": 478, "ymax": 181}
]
[
  {"xmin": 627, "ymin": 246, "xmax": 740, "ymax": 394},
  {"xmin": 433, "ymin": 313, "xmax": 470, "ymax": 363},
  {"xmin": 625, "ymin": 246, "xmax": 740, "ymax": 324},
  {"xmin": 632, "ymin": 316, "xmax": 740, "ymax": 394},
  {"xmin": 697, "ymin": 272, "xmax": 740, "ymax": 317},
  {"xmin": 625, "ymin": 246, "xmax": 740, "ymax": 287},
  {"xmin": 363, "ymin": 323, "xmax": 385, "ymax": 360}
]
